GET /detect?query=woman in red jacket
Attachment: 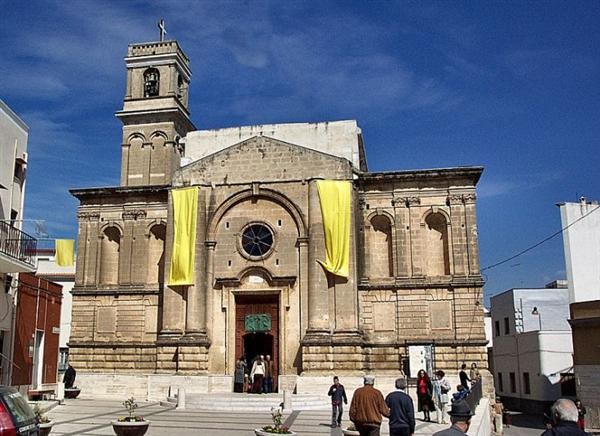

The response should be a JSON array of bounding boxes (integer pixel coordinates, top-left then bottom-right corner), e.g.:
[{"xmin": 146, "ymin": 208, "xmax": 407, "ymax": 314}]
[{"xmin": 416, "ymin": 369, "xmax": 435, "ymax": 422}]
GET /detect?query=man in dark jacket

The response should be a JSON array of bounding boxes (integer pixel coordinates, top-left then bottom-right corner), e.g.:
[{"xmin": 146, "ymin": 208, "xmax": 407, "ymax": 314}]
[
  {"xmin": 385, "ymin": 378, "xmax": 415, "ymax": 436},
  {"xmin": 328, "ymin": 376, "xmax": 348, "ymax": 427},
  {"xmin": 63, "ymin": 364, "xmax": 76, "ymax": 389},
  {"xmin": 541, "ymin": 398, "xmax": 589, "ymax": 436}
]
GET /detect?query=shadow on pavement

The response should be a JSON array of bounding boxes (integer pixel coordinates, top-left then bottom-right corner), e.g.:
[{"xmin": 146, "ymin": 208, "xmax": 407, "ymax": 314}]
[{"xmin": 506, "ymin": 412, "xmax": 546, "ymax": 430}]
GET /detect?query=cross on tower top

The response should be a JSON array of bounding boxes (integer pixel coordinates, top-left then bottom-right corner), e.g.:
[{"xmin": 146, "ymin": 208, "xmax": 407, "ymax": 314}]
[{"xmin": 158, "ymin": 19, "xmax": 167, "ymax": 42}]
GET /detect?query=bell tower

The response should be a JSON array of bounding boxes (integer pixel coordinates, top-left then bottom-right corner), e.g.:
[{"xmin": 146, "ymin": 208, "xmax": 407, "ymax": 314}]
[{"xmin": 116, "ymin": 28, "xmax": 195, "ymax": 187}]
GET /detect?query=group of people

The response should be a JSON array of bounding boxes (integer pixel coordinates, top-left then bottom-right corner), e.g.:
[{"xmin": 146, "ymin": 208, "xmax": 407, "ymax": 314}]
[
  {"xmin": 335, "ymin": 374, "xmax": 475, "ymax": 436},
  {"xmin": 234, "ymin": 354, "xmax": 274, "ymax": 394}
]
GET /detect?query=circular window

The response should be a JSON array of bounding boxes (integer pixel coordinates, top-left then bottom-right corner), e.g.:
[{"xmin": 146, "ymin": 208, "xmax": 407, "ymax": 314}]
[{"xmin": 241, "ymin": 223, "xmax": 274, "ymax": 259}]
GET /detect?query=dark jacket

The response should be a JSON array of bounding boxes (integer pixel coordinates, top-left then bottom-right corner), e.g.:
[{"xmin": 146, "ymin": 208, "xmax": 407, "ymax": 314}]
[
  {"xmin": 328, "ymin": 384, "xmax": 348, "ymax": 404},
  {"xmin": 541, "ymin": 421, "xmax": 589, "ymax": 436},
  {"xmin": 385, "ymin": 390, "xmax": 415, "ymax": 433},
  {"xmin": 459, "ymin": 370, "xmax": 470, "ymax": 390},
  {"xmin": 433, "ymin": 424, "xmax": 468, "ymax": 435}
]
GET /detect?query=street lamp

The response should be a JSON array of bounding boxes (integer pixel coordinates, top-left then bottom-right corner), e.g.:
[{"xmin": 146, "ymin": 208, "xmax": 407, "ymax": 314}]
[{"xmin": 531, "ymin": 306, "xmax": 542, "ymax": 331}]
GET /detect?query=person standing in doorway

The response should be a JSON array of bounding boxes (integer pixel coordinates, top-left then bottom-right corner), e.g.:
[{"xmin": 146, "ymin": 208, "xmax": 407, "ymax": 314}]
[
  {"xmin": 416, "ymin": 369, "xmax": 434, "ymax": 422},
  {"xmin": 328, "ymin": 376, "xmax": 348, "ymax": 428},
  {"xmin": 250, "ymin": 355, "xmax": 265, "ymax": 394},
  {"xmin": 234, "ymin": 356, "xmax": 246, "ymax": 393},
  {"xmin": 263, "ymin": 354, "xmax": 274, "ymax": 393},
  {"xmin": 349, "ymin": 375, "xmax": 390, "ymax": 436},
  {"xmin": 385, "ymin": 378, "xmax": 415, "ymax": 436},
  {"xmin": 459, "ymin": 364, "xmax": 471, "ymax": 391}
]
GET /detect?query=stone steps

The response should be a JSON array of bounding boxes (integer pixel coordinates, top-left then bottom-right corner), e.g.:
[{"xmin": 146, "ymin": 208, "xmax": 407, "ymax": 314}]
[{"xmin": 162, "ymin": 392, "xmax": 331, "ymax": 411}]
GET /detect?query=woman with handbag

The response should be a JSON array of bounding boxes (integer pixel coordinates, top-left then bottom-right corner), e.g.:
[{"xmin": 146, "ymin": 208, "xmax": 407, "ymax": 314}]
[{"xmin": 432, "ymin": 370, "xmax": 451, "ymax": 424}]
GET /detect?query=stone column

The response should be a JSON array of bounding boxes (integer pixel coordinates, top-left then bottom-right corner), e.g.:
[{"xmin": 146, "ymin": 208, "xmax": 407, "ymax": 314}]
[
  {"xmin": 393, "ymin": 196, "xmax": 410, "ymax": 278},
  {"xmin": 306, "ymin": 179, "xmax": 329, "ymax": 334},
  {"xmin": 297, "ymin": 237, "xmax": 310, "ymax": 335},
  {"xmin": 357, "ymin": 196, "xmax": 369, "ymax": 283},
  {"xmin": 185, "ymin": 189, "xmax": 207, "ymax": 337},
  {"xmin": 448, "ymin": 194, "xmax": 467, "ymax": 276},
  {"xmin": 463, "ymin": 193, "xmax": 480, "ymax": 275},
  {"xmin": 203, "ymin": 240, "xmax": 216, "ymax": 338},
  {"xmin": 333, "ymin": 187, "xmax": 359, "ymax": 334}
]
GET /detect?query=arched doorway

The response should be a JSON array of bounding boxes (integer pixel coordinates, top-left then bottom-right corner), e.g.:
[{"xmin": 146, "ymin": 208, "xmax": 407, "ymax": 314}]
[{"xmin": 235, "ymin": 294, "xmax": 279, "ymax": 392}]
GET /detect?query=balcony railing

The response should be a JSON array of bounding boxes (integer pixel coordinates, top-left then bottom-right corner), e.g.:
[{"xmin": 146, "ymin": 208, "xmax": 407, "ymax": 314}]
[{"xmin": 0, "ymin": 221, "xmax": 37, "ymax": 268}]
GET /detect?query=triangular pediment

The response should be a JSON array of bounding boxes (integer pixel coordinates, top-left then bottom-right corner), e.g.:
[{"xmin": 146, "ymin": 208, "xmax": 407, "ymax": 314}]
[{"xmin": 176, "ymin": 136, "xmax": 353, "ymax": 185}]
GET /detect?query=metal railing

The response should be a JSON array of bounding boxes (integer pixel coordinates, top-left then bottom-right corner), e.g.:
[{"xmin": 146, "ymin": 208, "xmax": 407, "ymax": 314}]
[
  {"xmin": 465, "ymin": 378, "xmax": 483, "ymax": 412},
  {"xmin": 0, "ymin": 221, "xmax": 37, "ymax": 267}
]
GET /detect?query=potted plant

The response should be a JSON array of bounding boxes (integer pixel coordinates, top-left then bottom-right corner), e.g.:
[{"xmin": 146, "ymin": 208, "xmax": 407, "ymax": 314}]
[
  {"xmin": 64, "ymin": 386, "xmax": 81, "ymax": 399},
  {"xmin": 342, "ymin": 424, "xmax": 359, "ymax": 435},
  {"xmin": 254, "ymin": 407, "xmax": 296, "ymax": 435},
  {"xmin": 34, "ymin": 404, "xmax": 54, "ymax": 436},
  {"xmin": 111, "ymin": 397, "xmax": 150, "ymax": 436}
]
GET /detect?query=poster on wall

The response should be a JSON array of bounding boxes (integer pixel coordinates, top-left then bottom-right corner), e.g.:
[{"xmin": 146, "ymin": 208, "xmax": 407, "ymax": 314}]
[{"xmin": 408, "ymin": 345, "xmax": 433, "ymax": 378}]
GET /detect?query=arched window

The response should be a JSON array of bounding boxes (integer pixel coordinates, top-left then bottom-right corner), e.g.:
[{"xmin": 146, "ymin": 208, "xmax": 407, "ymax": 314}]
[
  {"xmin": 147, "ymin": 224, "xmax": 166, "ymax": 286},
  {"xmin": 144, "ymin": 68, "xmax": 160, "ymax": 97},
  {"xmin": 100, "ymin": 226, "xmax": 121, "ymax": 285},
  {"xmin": 368, "ymin": 215, "xmax": 393, "ymax": 278},
  {"xmin": 424, "ymin": 213, "xmax": 450, "ymax": 276}
]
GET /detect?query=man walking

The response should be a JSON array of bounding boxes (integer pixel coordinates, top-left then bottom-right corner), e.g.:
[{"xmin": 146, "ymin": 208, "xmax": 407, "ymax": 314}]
[
  {"xmin": 541, "ymin": 398, "xmax": 588, "ymax": 435},
  {"xmin": 385, "ymin": 378, "xmax": 415, "ymax": 436},
  {"xmin": 328, "ymin": 376, "xmax": 348, "ymax": 427},
  {"xmin": 433, "ymin": 400, "xmax": 473, "ymax": 435},
  {"xmin": 349, "ymin": 375, "xmax": 390, "ymax": 436}
]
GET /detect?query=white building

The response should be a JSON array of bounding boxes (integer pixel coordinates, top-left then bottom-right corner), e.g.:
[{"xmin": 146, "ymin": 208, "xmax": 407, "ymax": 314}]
[
  {"xmin": 559, "ymin": 199, "xmax": 600, "ymax": 304},
  {"xmin": 35, "ymin": 250, "xmax": 75, "ymax": 374},
  {"xmin": 0, "ymin": 99, "xmax": 35, "ymax": 385},
  {"xmin": 560, "ymin": 198, "xmax": 600, "ymax": 429},
  {"xmin": 490, "ymin": 282, "xmax": 573, "ymax": 413}
]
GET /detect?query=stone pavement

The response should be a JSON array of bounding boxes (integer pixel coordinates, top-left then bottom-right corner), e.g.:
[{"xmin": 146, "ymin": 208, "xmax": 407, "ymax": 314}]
[{"xmin": 46, "ymin": 399, "xmax": 449, "ymax": 435}]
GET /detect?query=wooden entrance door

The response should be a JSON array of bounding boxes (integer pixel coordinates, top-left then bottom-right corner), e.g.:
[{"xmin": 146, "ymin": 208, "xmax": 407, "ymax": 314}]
[{"xmin": 235, "ymin": 294, "xmax": 279, "ymax": 391}]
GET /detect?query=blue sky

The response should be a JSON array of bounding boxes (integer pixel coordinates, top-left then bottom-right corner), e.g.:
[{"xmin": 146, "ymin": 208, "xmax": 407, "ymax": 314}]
[{"xmin": 1, "ymin": 1, "xmax": 599, "ymax": 301}]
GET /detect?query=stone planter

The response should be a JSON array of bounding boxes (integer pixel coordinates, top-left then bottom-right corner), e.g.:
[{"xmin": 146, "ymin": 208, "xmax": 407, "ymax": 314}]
[
  {"xmin": 111, "ymin": 420, "xmax": 150, "ymax": 436},
  {"xmin": 64, "ymin": 388, "xmax": 81, "ymax": 399},
  {"xmin": 38, "ymin": 421, "xmax": 54, "ymax": 436},
  {"xmin": 341, "ymin": 429, "xmax": 359, "ymax": 436},
  {"xmin": 254, "ymin": 429, "xmax": 297, "ymax": 436}
]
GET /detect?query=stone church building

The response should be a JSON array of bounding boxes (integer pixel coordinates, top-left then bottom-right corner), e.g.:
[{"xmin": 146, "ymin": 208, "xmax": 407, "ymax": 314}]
[{"xmin": 70, "ymin": 36, "xmax": 487, "ymax": 397}]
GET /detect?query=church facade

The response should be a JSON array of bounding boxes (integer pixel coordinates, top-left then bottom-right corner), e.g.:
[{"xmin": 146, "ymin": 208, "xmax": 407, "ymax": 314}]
[{"xmin": 69, "ymin": 37, "xmax": 487, "ymax": 395}]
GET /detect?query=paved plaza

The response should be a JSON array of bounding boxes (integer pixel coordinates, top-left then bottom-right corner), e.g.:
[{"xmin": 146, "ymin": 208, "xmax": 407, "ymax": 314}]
[{"xmin": 46, "ymin": 398, "xmax": 450, "ymax": 435}]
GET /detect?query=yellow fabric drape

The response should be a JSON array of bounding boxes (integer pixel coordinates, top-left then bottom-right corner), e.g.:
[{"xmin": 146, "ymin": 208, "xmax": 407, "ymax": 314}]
[
  {"xmin": 168, "ymin": 187, "xmax": 198, "ymax": 286},
  {"xmin": 55, "ymin": 239, "xmax": 75, "ymax": 266},
  {"xmin": 316, "ymin": 180, "xmax": 351, "ymax": 278}
]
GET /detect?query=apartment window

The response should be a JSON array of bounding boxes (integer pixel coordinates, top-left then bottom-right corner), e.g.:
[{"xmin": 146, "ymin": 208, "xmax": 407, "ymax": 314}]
[
  {"xmin": 523, "ymin": 372, "xmax": 531, "ymax": 394},
  {"xmin": 495, "ymin": 320, "xmax": 500, "ymax": 337},
  {"xmin": 504, "ymin": 317, "xmax": 510, "ymax": 335},
  {"xmin": 497, "ymin": 372, "xmax": 504, "ymax": 392},
  {"xmin": 509, "ymin": 372, "xmax": 516, "ymax": 393}
]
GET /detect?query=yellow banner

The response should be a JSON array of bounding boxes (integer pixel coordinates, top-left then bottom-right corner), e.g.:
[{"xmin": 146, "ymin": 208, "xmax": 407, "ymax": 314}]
[
  {"xmin": 316, "ymin": 180, "xmax": 351, "ymax": 278},
  {"xmin": 168, "ymin": 187, "xmax": 198, "ymax": 286},
  {"xmin": 55, "ymin": 239, "xmax": 75, "ymax": 267}
]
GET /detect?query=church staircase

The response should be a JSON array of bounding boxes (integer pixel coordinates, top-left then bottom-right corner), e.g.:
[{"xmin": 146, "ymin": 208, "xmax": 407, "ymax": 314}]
[{"xmin": 162, "ymin": 392, "xmax": 330, "ymax": 412}]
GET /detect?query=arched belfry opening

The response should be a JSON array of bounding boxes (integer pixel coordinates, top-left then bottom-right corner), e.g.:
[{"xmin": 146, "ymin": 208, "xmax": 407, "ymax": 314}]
[
  {"xmin": 424, "ymin": 212, "xmax": 450, "ymax": 275},
  {"xmin": 144, "ymin": 68, "xmax": 160, "ymax": 97}
]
